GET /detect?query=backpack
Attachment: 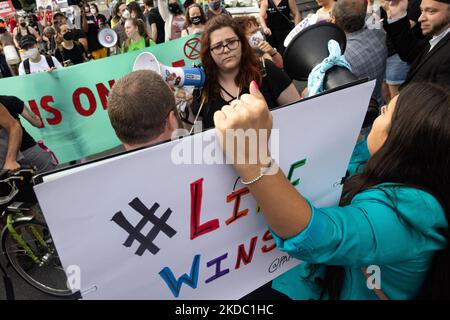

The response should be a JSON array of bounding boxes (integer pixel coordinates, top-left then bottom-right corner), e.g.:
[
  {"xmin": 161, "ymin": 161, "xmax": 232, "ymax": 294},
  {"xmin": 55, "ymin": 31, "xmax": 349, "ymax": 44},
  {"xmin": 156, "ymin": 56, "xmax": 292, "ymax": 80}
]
[{"xmin": 23, "ymin": 55, "xmax": 55, "ymax": 75}]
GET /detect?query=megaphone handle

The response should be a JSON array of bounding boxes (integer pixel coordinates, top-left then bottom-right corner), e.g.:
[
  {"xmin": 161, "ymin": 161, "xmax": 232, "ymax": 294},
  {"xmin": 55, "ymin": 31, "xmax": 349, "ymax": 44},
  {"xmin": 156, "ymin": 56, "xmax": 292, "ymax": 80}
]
[{"xmin": 190, "ymin": 99, "xmax": 205, "ymax": 135}]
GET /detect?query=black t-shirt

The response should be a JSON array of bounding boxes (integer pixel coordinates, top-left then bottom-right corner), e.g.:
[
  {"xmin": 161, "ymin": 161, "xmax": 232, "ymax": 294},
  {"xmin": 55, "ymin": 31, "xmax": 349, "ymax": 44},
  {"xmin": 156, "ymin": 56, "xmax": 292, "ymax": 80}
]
[
  {"xmin": 146, "ymin": 8, "xmax": 165, "ymax": 44},
  {"xmin": 266, "ymin": 0, "xmax": 293, "ymax": 36},
  {"xmin": 0, "ymin": 95, "xmax": 36, "ymax": 151},
  {"xmin": 83, "ymin": 15, "xmax": 103, "ymax": 53},
  {"xmin": 192, "ymin": 59, "xmax": 293, "ymax": 129},
  {"xmin": 55, "ymin": 42, "xmax": 86, "ymax": 65},
  {"xmin": 72, "ymin": 28, "xmax": 87, "ymax": 42}
]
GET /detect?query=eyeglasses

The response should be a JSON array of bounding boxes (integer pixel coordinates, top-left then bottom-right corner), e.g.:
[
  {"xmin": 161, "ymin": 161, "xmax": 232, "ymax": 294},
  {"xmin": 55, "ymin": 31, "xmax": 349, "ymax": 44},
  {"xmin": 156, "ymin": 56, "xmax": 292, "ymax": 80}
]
[{"xmin": 210, "ymin": 39, "xmax": 240, "ymax": 55}]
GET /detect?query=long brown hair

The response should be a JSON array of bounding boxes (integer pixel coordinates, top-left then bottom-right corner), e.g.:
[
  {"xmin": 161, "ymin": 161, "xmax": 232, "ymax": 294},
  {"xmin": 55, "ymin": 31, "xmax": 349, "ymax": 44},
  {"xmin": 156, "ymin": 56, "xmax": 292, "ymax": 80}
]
[
  {"xmin": 123, "ymin": 18, "xmax": 148, "ymax": 53},
  {"xmin": 199, "ymin": 15, "xmax": 262, "ymax": 104}
]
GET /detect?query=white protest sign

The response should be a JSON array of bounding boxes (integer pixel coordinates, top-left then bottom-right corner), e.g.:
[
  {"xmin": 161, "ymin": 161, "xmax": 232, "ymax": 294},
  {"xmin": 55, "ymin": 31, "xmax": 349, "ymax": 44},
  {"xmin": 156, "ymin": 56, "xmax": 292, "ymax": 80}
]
[
  {"xmin": 36, "ymin": 0, "xmax": 52, "ymax": 10},
  {"xmin": 34, "ymin": 81, "xmax": 375, "ymax": 299}
]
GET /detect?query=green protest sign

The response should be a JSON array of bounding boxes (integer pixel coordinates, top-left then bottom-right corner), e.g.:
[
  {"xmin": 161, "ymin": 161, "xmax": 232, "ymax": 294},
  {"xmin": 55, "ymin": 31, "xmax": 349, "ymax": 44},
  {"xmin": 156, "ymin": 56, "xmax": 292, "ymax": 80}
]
[{"xmin": 0, "ymin": 34, "xmax": 202, "ymax": 163}]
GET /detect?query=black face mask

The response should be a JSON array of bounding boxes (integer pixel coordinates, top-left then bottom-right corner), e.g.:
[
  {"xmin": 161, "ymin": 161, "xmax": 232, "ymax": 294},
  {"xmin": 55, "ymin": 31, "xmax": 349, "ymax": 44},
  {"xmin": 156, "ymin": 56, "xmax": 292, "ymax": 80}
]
[
  {"xmin": 63, "ymin": 31, "xmax": 74, "ymax": 41},
  {"xmin": 191, "ymin": 16, "xmax": 202, "ymax": 25},
  {"xmin": 20, "ymin": 22, "xmax": 27, "ymax": 27},
  {"xmin": 168, "ymin": 3, "xmax": 181, "ymax": 14}
]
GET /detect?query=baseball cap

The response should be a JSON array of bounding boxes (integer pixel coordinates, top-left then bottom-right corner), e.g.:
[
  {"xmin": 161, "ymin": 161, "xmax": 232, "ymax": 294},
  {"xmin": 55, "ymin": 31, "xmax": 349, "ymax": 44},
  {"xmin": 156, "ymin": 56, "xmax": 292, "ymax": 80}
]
[{"xmin": 20, "ymin": 34, "xmax": 37, "ymax": 49}]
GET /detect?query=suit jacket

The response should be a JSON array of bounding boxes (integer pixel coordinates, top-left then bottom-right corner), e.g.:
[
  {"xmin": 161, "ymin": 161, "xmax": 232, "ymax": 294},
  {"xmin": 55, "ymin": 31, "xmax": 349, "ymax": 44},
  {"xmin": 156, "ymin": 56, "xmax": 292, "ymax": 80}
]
[{"xmin": 384, "ymin": 17, "xmax": 450, "ymax": 88}]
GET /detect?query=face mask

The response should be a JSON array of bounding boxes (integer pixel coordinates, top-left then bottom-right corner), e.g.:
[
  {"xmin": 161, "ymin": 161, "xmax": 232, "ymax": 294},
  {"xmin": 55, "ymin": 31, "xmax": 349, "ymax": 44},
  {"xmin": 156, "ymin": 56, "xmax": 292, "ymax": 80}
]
[
  {"xmin": 168, "ymin": 3, "xmax": 181, "ymax": 14},
  {"xmin": 27, "ymin": 48, "xmax": 39, "ymax": 59},
  {"xmin": 248, "ymin": 30, "xmax": 265, "ymax": 48},
  {"xmin": 90, "ymin": 8, "xmax": 97, "ymax": 14},
  {"xmin": 191, "ymin": 16, "xmax": 202, "ymax": 25},
  {"xmin": 20, "ymin": 22, "xmax": 26, "ymax": 27},
  {"xmin": 0, "ymin": 27, "xmax": 6, "ymax": 34},
  {"xmin": 122, "ymin": 10, "xmax": 130, "ymax": 19},
  {"xmin": 210, "ymin": 1, "xmax": 221, "ymax": 11},
  {"xmin": 63, "ymin": 31, "xmax": 74, "ymax": 41}
]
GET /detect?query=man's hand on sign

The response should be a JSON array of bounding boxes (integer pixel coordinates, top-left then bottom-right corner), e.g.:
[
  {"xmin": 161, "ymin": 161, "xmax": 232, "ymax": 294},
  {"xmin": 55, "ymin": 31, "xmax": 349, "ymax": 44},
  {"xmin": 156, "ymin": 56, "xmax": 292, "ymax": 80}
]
[
  {"xmin": 3, "ymin": 160, "xmax": 20, "ymax": 172},
  {"xmin": 47, "ymin": 66, "xmax": 57, "ymax": 73},
  {"xmin": 214, "ymin": 81, "xmax": 273, "ymax": 173}
]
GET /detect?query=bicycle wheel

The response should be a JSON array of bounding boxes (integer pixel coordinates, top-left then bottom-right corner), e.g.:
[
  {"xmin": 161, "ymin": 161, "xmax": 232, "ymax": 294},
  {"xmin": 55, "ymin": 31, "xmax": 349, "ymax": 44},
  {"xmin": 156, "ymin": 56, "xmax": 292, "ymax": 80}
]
[{"xmin": 1, "ymin": 218, "xmax": 75, "ymax": 297}]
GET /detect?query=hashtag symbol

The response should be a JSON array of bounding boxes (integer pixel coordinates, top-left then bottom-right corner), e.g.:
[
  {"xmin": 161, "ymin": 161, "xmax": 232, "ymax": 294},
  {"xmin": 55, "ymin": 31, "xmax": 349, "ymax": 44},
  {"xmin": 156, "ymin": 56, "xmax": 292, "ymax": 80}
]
[{"xmin": 111, "ymin": 198, "xmax": 177, "ymax": 256}]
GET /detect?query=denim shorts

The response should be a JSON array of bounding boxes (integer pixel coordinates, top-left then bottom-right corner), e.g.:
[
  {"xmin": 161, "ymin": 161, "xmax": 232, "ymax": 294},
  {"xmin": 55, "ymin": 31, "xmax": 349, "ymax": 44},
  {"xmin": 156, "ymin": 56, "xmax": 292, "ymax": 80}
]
[{"xmin": 385, "ymin": 53, "xmax": 410, "ymax": 85}]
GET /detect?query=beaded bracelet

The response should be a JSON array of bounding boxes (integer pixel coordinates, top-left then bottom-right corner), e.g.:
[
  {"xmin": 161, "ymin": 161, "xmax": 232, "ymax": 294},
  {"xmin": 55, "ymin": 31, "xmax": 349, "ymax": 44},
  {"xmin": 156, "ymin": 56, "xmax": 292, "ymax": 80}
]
[{"xmin": 240, "ymin": 159, "xmax": 276, "ymax": 185}]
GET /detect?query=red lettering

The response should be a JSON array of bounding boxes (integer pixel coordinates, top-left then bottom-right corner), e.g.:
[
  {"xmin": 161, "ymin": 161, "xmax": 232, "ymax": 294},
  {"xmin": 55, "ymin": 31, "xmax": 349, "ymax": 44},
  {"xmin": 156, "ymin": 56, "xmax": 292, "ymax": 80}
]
[
  {"xmin": 96, "ymin": 80, "xmax": 115, "ymax": 110},
  {"xmin": 27, "ymin": 99, "xmax": 44, "ymax": 127},
  {"xmin": 261, "ymin": 230, "xmax": 276, "ymax": 253},
  {"xmin": 235, "ymin": 236, "xmax": 258, "ymax": 270},
  {"xmin": 190, "ymin": 178, "xmax": 220, "ymax": 240},
  {"xmin": 40, "ymin": 96, "xmax": 62, "ymax": 125},
  {"xmin": 225, "ymin": 187, "xmax": 250, "ymax": 225},
  {"xmin": 73, "ymin": 87, "xmax": 97, "ymax": 116}
]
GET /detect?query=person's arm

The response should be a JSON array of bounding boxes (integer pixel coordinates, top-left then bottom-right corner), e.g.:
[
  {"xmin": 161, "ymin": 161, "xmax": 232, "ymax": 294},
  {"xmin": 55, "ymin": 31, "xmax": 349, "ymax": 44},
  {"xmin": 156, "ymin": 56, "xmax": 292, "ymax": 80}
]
[
  {"xmin": 29, "ymin": 26, "xmax": 42, "ymax": 42},
  {"xmin": 13, "ymin": 28, "xmax": 19, "ymax": 48},
  {"xmin": 257, "ymin": 40, "xmax": 283, "ymax": 68},
  {"xmin": 181, "ymin": 28, "xmax": 188, "ymax": 38},
  {"xmin": 382, "ymin": 0, "xmax": 427, "ymax": 64},
  {"xmin": 276, "ymin": 83, "xmax": 301, "ymax": 106},
  {"xmin": 158, "ymin": 0, "xmax": 170, "ymax": 22},
  {"xmin": 78, "ymin": 36, "xmax": 89, "ymax": 52},
  {"xmin": 0, "ymin": 104, "xmax": 22, "ymax": 171},
  {"xmin": 259, "ymin": 0, "xmax": 271, "ymax": 36},
  {"xmin": 288, "ymin": 0, "xmax": 301, "ymax": 25},
  {"xmin": 151, "ymin": 22, "xmax": 158, "ymax": 42},
  {"xmin": 213, "ymin": 84, "xmax": 443, "ymax": 268},
  {"xmin": 81, "ymin": 11, "xmax": 89, "ymax": 33},
  {"xmin": 21, "ymin": 105, "xmax": 43, "ymax": 128},
  {"xmin": 213, "ymin": 82, "xmax": 310, "ymax": 238}
]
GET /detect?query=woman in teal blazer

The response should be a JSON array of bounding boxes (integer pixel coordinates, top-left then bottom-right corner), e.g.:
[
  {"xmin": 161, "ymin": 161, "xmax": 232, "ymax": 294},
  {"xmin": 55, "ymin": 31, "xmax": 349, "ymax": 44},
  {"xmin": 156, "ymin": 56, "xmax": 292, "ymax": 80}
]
[{"xmin": 214, "ymin": 82, "xmax": 449, "ymax": 299}]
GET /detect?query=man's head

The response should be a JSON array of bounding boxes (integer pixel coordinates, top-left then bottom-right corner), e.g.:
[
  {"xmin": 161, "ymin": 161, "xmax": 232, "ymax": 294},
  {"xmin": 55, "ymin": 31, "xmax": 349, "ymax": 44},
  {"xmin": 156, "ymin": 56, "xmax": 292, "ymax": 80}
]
[
  {"xmin": 107, "ymin": 70, "xmax": 181, "ymax": 150},
  {"xmin": 418, "ymin": 0, "xmax": 450, "ymax": 36},
  {"xmin": 53, "ymin": 12, "xmax": 67, "ymax": 27},
  {"xmin": 20, "ymin": 35, "xmax": 40, "ymax": 60},
  {"xmin": 331, "ymin": 0, "xmax": 367, "ymax": 33}
]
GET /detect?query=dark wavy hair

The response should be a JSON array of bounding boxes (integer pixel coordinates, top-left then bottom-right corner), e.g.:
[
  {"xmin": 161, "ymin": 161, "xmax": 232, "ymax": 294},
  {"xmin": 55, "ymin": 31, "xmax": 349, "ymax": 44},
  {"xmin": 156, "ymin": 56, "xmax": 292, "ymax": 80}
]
[
  {"xmin": 199, "ymin": 15, "xmax": 262, "ymax": 105},
  {"xmin": 128, "ymin": 1, "xmax": 146, "ymax": 21},
  {"xmin": 318, "ymin": 83, "xmax": 450, "ymax": 299}
]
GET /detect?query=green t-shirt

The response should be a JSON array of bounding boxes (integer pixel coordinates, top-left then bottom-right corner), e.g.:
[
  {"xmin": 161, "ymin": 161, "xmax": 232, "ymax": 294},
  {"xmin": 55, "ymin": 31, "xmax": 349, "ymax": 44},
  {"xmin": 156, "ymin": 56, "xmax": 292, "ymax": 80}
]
[{"xmin": 122, "ymin": 37, "xmax": 155, "ymax": 53}]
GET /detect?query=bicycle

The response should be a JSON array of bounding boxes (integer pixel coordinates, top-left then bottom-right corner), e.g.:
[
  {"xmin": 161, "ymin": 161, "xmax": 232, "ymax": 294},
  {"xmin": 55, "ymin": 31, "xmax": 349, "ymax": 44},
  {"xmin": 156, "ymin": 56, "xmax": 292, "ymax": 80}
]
[{"xmin": 0, "ymin": 167, "xmax": 75, "ymax": 298}]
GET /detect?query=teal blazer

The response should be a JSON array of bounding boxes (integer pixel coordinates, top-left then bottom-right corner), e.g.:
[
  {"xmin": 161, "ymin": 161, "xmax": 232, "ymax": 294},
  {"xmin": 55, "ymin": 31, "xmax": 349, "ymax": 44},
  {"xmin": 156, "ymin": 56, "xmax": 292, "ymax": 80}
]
[{"xmin": 272, "ymin": 139, "xmax": 447, "ymax": 300}]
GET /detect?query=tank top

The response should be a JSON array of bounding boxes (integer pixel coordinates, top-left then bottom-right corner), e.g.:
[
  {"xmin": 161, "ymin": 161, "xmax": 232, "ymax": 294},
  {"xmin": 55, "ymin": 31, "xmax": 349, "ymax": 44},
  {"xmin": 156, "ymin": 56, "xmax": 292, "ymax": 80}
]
[
  {"xmin": 266, "ymin": 0, "xmax": 292, "ymax": 32},
  {"xmin": 15, "ymin": 26, "xmax": 31, "ymax": 44}
]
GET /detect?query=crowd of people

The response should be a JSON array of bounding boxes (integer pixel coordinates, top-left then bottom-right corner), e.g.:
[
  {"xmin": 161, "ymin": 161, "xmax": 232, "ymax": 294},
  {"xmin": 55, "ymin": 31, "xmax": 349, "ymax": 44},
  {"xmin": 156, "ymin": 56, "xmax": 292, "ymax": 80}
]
[
  {"xmin": 1, "ymin": 0, "xmax": 450, "ymax": 300},
  {"xmin": 0, "ymin": 0, "xmax": 236, "ymax": 75}
]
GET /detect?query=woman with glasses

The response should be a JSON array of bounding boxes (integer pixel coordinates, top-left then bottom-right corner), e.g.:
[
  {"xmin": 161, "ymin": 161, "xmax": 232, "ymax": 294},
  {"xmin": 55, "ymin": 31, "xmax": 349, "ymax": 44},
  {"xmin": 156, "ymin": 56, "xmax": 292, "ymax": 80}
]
[{"xmin": 190, "ymin": 15, "xmax": 300, "ymax": 129}]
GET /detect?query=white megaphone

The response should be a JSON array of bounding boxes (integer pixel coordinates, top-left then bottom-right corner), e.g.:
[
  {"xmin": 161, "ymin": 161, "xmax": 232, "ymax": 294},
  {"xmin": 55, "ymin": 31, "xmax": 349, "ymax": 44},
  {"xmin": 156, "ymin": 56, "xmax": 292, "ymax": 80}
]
[
  {"xmin": 98, "ymin": 28, "xmax": 118, "ymax": 48},
  {"xmin": 132, "ymin": 52, "xmax": 205, "ymax": 88}
]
